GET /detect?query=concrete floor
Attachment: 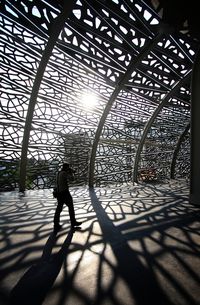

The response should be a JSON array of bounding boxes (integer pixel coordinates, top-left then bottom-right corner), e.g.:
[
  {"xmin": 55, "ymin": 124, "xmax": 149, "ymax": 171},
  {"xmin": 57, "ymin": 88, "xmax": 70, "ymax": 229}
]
[{"xmin": 0, "ymin": 180, "xmax": 200, "ymax": 305}]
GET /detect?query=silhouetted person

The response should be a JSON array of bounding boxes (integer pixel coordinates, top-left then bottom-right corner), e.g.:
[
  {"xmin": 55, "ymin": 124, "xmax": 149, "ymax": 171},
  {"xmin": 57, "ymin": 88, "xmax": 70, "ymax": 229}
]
[{"xmin": 53, "ymin": 163, "xmax": 82, "ymax": 232}]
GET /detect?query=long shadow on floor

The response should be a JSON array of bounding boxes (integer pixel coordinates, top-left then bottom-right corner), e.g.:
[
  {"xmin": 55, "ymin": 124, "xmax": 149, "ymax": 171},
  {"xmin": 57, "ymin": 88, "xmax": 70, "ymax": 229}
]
[
  {"xmin": 9, "ymin": 229, "xmax": 74, "ymax": 305},
  {"xmin": 89, "ymin": 188, "xmax": 199, "ymax": 305},
  {"xmin": 2, "ymin": 186, "xmax": 199, "ymax": 305}
]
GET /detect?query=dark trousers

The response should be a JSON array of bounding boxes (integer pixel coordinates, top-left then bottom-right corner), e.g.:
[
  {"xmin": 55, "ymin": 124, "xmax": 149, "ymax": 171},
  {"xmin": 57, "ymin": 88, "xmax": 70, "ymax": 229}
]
[{"xmin": 53, "ymin": 190, "xmax": 76, "ymax": 225}]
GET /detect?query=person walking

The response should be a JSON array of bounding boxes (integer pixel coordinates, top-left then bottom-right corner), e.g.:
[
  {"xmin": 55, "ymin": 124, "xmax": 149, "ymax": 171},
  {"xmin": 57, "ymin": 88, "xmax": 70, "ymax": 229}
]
[{"xmin": 53, "ymin": 163, "xmax": 82, "ymax": 232}]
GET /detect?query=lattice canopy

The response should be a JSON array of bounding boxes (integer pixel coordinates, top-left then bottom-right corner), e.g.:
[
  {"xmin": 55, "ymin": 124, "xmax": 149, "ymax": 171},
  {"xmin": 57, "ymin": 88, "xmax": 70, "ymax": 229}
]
[{"xmin": 0, "ymin": 0, "xmax": 199, "ymax": 191}]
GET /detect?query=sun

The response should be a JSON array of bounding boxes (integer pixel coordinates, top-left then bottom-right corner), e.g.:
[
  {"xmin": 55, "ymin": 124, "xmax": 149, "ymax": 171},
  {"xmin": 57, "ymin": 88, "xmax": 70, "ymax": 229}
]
[{"xmin": 81, "ymin": 92, "xmax": 98, "ymax": 110}]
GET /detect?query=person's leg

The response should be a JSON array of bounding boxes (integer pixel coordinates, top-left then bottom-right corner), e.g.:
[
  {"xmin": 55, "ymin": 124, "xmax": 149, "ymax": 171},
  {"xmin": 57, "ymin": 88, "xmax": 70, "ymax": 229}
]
[
  {"xmin": 54, "ymin": 199, "xmax": 64, "ymax": 229},
  {"xmin": 65, "ymin": 191, "xmax": 82, "ymax": 227}
]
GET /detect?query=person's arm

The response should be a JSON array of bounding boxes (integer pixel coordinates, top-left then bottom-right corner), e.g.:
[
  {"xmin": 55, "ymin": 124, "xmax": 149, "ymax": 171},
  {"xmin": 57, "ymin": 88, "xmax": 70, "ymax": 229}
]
[{"xmin": 67, "ymin": 168, "xmax": 75, "ymax": 181}]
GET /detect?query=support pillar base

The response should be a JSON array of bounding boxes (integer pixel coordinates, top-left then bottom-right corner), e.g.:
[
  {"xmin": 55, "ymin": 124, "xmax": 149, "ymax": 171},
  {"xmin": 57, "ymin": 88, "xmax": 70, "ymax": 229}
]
[{"xmin": 189, "ymin": 193, "xmax": 200, "ymax": 205}]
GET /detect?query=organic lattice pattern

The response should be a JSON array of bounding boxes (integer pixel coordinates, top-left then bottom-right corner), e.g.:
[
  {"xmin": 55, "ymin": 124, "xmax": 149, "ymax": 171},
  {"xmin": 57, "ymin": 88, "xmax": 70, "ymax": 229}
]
[
  {"xmin": 174, "ymin": 130, "xmax": 190, "ymax": 181},
  {"xmin": 0, "ymin": 0, "xmax": 199, "ymax": 190},
  {"xmin": 139, "ymin": 104, "xmax": 190, "ymax": 180}
]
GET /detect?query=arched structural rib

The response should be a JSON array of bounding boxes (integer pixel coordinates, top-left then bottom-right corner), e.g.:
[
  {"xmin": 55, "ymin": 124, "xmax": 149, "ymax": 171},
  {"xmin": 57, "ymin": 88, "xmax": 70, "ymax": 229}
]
[
  {"xmin": 19, "ymin": 0, "xmax": 76, "ymax": 192},
  {"xmin": 88, "ymin": 33, "xmax": 163, "ymax": 187},
  {"xmin": 190, "ymin": 46, "xmax": 200, "ymax": 204},
  {"xmin": 133, "ymin": 71, "xmax": 191, "ymax": 183},
  {"xmin": 170, "ymin": 123, "xmax": 190, "ymax": 179}
]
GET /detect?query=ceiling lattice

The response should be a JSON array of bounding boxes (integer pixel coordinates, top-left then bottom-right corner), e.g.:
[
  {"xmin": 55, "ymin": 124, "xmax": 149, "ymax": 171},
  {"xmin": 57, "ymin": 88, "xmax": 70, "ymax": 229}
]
[{"xmin": 0, "ymin": 0, "xmax": 199, "ymax": 191}]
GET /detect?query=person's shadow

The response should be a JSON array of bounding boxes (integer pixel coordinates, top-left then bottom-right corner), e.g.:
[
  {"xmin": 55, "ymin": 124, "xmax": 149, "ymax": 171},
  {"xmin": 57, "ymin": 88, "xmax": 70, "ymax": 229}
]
[{"xmin": 9, "ymin": 229, "xmax": 74, "ymax": 305}]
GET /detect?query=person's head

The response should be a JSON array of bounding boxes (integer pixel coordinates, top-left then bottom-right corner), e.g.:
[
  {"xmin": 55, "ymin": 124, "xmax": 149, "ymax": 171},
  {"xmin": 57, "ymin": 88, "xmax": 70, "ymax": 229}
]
[{"xmin": 62, "ymin": 163, "xmax": 70, "ymax": 171}]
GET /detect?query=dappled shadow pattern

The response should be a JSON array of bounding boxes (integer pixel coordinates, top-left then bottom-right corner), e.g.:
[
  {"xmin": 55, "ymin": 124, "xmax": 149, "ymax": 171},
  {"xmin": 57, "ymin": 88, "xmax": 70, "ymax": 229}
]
[
  {"xmin": 0, "ymin": 181, "xmax": 200, "ymax": 305},
  {"xmin": 9, "ymin": 230, "xmax": 73, "ymax": 305}
]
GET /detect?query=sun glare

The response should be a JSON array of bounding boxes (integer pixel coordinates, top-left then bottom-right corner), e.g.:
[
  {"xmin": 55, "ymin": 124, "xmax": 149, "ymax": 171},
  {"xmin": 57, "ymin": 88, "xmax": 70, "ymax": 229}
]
[{"xmin": 81, "ymin": 92, "xmax": 98, "ymax": 110}]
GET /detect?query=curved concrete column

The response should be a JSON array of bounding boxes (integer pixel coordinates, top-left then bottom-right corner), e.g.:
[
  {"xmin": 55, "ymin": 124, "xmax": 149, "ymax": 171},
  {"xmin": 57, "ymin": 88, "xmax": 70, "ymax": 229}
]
[
  {"xmin": 19, "ymin": 0, "xmax": 76, "ymax": 192},
  {"xmin": 88, "ymin": 33, "xmax": 163, "ymax": 187},
  {"xmin": 190, "ymin": 47, "xmax": 200, "ymax": 204},
  {"xmin": 170, "ymin": 123, "xmax": 190, "ymax": 179},
  {"xmin": 133, "ymin": 72, "xmax": 191, "ymax": 182}
]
